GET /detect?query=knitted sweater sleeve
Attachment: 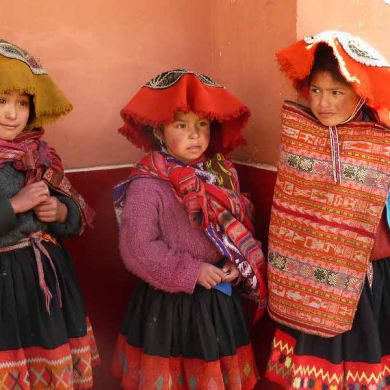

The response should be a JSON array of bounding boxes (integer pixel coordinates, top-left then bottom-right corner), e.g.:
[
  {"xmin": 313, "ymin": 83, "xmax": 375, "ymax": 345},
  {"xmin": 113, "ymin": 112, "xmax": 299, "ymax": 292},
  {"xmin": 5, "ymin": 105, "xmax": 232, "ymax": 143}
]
[
  {"xmin": 0, "ymin": 196, "xmax": 17, "ymax": 236},
  {"xmin": 47, "ymin": 195, "xmax": 82, "ymax": 237},
  {"xmin": 119, "ymin": 179, "xmax": 202, "ymax": 294}
]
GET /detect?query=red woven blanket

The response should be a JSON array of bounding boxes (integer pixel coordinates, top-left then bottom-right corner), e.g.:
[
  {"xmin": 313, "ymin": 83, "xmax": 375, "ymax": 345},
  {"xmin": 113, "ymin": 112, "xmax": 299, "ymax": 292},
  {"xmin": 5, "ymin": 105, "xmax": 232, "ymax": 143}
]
[{"xmin": 268, "ymin": 102, "xmax": 390, "ymax": 336}]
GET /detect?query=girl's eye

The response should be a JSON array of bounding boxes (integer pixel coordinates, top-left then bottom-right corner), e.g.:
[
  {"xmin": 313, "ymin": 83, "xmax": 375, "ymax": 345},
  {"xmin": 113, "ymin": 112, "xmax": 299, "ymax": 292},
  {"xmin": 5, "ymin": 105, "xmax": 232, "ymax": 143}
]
[
  {"xmin": 198, "ymin": 120, "xmax": 209, "ymax": 127},
  {"xmin": 176, "ymin": 122, "xmax": 186, "ymax": 129},
  {"xmin": 0, "ymin": 98, "xmax": 6, "ymax": 104},
  {"xmin": 19, "ymin": 100, "xmax": 29, "ymax": 107},
  {"xmin": 332, "ymin": 90, "xmax": 343, "ymax": 96},
  {"xmin": 310, "ymin": 88, "xmax": 320, "ymax": 93}
]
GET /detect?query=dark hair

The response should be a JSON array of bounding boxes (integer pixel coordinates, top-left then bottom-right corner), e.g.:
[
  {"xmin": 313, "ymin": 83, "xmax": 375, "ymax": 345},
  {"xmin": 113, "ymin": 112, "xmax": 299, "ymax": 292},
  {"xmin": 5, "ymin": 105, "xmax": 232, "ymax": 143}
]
[
  {"xmin": 308, "ymin": 43, "xmax": 349, "ymax": 86},
  {"xmin": 27, "ymin": 95, "xmax": 36, "ymax": 125}
]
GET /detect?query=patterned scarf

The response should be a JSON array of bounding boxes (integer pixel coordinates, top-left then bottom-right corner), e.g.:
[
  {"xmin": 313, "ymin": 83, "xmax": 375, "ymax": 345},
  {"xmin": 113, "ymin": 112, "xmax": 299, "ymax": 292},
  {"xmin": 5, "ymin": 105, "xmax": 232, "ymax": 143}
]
[
  {"xmin": 0, "ymin": 129, "xmax": 94, "ymax": 228},
  {"xmin": 114, "ymin": 152, "xmax": 267, "ymax": 319}
]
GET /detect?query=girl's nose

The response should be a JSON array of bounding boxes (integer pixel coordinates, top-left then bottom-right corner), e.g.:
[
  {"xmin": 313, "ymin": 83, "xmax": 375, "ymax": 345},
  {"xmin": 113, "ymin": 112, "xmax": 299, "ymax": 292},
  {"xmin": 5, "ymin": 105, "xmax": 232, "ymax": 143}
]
[
  {"xmin": 5, "ymin": 104, "xmax": 17, "ymax": 120},
  {"xmin": 189, "ymin": 123, "xmax": 200, "ymax": 138},
  {"xmin": 318, "ymin": 93, "xmax": 330, "ymax": 108}
]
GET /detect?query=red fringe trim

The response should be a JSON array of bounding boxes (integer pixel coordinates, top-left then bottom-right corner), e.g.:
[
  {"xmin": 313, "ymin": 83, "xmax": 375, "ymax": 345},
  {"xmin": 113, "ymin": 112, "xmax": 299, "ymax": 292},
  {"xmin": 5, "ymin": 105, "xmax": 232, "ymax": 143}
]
[
  {"xmin": 118, "ymin": 73, "xmax": 251, "ymax": 153},
  {"xmin": 118, "ymin": 110, "xmax": 249, "ymax": 155},
  {"xmin": 112, "ymin": 334, "xmax": 258, "ymax": 390}
]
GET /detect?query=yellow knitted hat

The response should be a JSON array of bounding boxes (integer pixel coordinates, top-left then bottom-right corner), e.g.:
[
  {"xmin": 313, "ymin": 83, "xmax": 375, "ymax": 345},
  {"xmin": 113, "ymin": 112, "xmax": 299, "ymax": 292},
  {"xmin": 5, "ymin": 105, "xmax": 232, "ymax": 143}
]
[{"xmin": 0, "ymin": 39, "xmax": 73, "ymax": 128}]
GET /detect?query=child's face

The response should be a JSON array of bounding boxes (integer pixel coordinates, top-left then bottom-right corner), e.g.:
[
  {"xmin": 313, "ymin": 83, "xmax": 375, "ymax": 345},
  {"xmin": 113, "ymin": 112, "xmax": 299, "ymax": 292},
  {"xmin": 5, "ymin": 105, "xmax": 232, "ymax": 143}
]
[
  {"xmin": 0, "ymin": 90, "xmax": 30, "ymax": 141},
  {"xmin": 159, "ymin": 111, "xmax": 210, "ymax": 163},
  {"xmin": 309, "ymin": 71, "xmax": 360, "ymax": 126}
]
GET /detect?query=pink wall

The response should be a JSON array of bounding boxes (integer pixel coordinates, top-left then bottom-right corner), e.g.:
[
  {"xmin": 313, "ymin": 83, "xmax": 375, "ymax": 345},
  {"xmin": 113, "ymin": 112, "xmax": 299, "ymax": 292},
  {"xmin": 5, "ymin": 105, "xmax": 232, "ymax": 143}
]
[
  {"xmin": 297, "ymin": 0, "xmax": 390, "ymax": 61},
  {"xmin": 209, "ymin": 1, "xmax": 297, "ymax": 165},
  {"xmin": 3, "ymin": 0, "xmax": 213, "ymax": 168},
  {"xmin": 2, "ymin": 1, "xmax": 389, "ymax": 168},
  {"xmin": 1, "ymin": 0, "xmax": 296, "ymax": 168}
]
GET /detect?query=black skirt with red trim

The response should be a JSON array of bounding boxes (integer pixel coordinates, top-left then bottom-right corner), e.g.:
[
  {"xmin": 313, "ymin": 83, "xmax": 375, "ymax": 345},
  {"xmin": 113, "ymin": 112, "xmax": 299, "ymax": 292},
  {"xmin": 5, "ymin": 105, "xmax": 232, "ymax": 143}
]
[
  {"xmin": 0, "ymin": 242, "xmax": 100, "ymax": 389},
  {"xmin": 266, "ymin": 257, "xmax": 390, "ymax": 389},
  {"xmin": 112, "ymin": 280, "xmax": 259, "ymax": 389}
]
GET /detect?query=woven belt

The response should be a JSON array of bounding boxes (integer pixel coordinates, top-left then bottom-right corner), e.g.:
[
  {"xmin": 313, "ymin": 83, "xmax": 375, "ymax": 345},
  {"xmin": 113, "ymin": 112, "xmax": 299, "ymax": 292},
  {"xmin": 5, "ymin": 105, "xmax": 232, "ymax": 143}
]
[{"xmin": 0, "ymin": 232, "xmax": 62, "ymax": 313}]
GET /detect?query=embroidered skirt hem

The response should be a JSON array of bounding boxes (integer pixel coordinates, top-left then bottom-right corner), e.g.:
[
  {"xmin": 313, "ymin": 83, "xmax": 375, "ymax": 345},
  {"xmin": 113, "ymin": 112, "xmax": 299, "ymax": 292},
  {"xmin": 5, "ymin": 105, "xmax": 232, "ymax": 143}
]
[
  {"xmin": 266, "ymin": 258, "xmax": 390, "ymax": 389},
  {"xmin": 112, "ymin": 280, "xmax": 259, "ymax": 390},
  {"xmin": 0, "ymin": 242, "xmax": 100, "ymax": 389}
]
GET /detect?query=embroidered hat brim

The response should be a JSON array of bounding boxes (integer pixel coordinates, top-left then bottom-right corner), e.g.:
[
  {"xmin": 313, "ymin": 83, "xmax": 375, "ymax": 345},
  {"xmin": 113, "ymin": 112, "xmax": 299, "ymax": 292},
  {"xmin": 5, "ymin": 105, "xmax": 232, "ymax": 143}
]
[
  {"xmin": 0, "ymin": 39, "xmax": 73, "ymax": 128},
  {"xmin": 276, "ymin": 30, "xmax": 390, "ymax": 126},
  {"xmin": 119, "ymin": 69, "xmax": 250, "ymax": 154}
]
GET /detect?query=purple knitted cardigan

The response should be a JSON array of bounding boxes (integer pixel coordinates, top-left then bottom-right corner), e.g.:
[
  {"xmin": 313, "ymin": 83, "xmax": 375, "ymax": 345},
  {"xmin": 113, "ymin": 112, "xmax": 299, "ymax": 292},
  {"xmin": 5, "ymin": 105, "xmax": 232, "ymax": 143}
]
[{"xmin": 119, "ymin": 177, "xmax": 221, "ymax": 293}]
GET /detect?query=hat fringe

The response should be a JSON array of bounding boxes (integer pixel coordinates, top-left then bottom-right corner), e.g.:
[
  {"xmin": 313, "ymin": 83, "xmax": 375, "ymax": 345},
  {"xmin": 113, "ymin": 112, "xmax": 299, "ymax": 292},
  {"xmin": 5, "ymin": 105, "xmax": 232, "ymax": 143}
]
[
  {"xmin": 0, "ymin": 49, "xmax": 72, "ymax": 128},
  {"xmin": 119, "ymin": 105, "xmax": 250, "ymax": 154},
  {"xmin": 121, "ymin": 105, "xmax": 250, "ymax": 129}
]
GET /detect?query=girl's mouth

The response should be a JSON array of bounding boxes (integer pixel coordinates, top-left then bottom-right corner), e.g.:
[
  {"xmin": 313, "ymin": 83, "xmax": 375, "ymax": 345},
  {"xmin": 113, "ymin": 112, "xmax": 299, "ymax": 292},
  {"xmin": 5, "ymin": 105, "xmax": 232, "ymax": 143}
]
[
  {"xmin": 0, "ymin": 123, "xmax": 18, "ymax": 129},
  {"xmin": 318, "ymin": 112, "xmax": 335, "ymax": 117}
]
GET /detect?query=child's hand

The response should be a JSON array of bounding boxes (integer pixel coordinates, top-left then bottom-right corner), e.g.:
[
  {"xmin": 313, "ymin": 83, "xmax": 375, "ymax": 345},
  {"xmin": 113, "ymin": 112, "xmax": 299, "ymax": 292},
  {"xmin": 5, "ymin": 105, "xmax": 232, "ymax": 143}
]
[
  {"xmin": 197, "ymin": 263, "xmax": 225, "ymax": 289},
  {"xmin": 34, "ymin": 197, "xmax": 68, "ymax": 223},
  {"xmin": 222, "ymin": 262, "xmax": 240, "ymax": 282},
  {"xmin": 10, "ymin": 181, "xmax": 49, "ymax": 214}
]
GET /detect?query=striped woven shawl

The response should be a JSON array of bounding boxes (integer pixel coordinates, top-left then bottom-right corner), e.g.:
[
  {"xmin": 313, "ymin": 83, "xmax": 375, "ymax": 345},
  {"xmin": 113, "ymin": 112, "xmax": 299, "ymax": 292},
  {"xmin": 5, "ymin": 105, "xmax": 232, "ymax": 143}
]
[
  {"xmin": 114, "ymin": 152, "xmax": 267, "ymax": 320},
  {"xmin": 0, "ymin": 130, "xmax": 94, "ymax": 229}
]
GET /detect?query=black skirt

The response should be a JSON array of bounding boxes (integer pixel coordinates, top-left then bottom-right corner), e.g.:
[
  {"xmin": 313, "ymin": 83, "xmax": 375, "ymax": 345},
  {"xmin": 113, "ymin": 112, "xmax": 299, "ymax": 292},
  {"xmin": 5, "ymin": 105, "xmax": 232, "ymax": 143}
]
[
  {"xmin": 112, "ymin": 280, "xmax": 259, "ymax": 389},
  {"xmin": 0, "ymin": 241, "xmax": 99, "ymax": 389},
  {"xmin": 266, "ymin": 257, "xmax": 390, "ymax": 389}
]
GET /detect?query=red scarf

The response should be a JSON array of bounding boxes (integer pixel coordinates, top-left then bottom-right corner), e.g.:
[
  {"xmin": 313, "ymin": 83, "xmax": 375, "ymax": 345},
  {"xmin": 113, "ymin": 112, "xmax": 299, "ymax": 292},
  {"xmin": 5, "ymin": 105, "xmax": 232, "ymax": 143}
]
[
  {"xmin": 129, "ymin": 152, "xmax": 267, "ymax": 320},
  {"xmin": 0, "ymin": 129, "xmax": 94, "ymax": 228}
]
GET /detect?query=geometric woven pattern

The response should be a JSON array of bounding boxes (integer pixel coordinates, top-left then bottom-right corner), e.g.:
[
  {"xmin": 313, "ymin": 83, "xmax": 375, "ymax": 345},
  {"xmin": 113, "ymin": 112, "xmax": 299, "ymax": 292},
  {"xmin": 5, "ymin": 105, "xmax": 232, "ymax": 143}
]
[
  {"xmin": 268, "ymin": 102, "xmax": 390, "ymax": 337},
  {"xmin": 112, "ymin": 335, "xmax": 258, "ymax": 389},
  {"xmin": 267, "ymin": 329, "xmax": 390, "ymax": 389},
  {"xmin": 0, "ymin": 320, "xmax": 100, "ymax": 389}
]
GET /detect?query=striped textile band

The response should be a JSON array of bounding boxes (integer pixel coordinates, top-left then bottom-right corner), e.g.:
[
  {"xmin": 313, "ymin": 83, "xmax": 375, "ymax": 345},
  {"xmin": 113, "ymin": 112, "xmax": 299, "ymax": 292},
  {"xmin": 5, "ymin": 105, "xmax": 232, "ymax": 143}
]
[
  {"xmin": 0, "ymin": 232, "xmax": 61, "ymax": 313},
  {"xmin": 328, "ymin": 126, "xmax": 341, "ymax": 184},
  {"xmin": 268, "ymin": 101, "xmax": 390, "ymax": 337}
]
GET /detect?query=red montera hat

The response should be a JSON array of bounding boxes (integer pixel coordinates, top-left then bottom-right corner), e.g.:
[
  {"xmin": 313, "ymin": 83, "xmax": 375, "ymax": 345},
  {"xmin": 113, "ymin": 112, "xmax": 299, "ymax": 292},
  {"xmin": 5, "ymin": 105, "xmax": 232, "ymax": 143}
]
[
  {"xmin": 119, "ymin": 69, "xmax": 250, "ymax": 154},
  {"xmin": 276, "ymin": 31, "xmax": 390, "ymax": 125}
]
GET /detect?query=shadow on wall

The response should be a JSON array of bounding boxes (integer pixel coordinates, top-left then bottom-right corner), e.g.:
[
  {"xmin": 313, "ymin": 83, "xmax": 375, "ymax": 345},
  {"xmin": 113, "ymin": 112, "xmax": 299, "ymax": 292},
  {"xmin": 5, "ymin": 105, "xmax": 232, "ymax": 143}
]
[{"xmin": 65, "ymin": 164, "xmax": 282, "ymax": 389}]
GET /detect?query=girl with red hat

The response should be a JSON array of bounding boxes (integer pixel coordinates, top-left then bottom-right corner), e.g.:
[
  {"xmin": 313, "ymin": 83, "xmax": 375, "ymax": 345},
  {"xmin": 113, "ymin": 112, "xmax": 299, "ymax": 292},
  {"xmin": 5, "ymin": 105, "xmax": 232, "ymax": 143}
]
[
  {"xmin": 111, "ymin": 69, "xmax": 267, "ymax": 389},
  {"xmin": 266, "ymin": 31, "xmax": 390, "ymax": 389}
]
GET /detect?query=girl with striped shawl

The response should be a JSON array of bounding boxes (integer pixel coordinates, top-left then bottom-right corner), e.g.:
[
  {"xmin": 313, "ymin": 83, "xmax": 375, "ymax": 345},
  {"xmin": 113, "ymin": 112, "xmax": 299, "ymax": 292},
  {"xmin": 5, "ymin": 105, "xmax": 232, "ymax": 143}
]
[{"xmin": 111, "ymin": 69, "xmax": 267, "ymax": 389}]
